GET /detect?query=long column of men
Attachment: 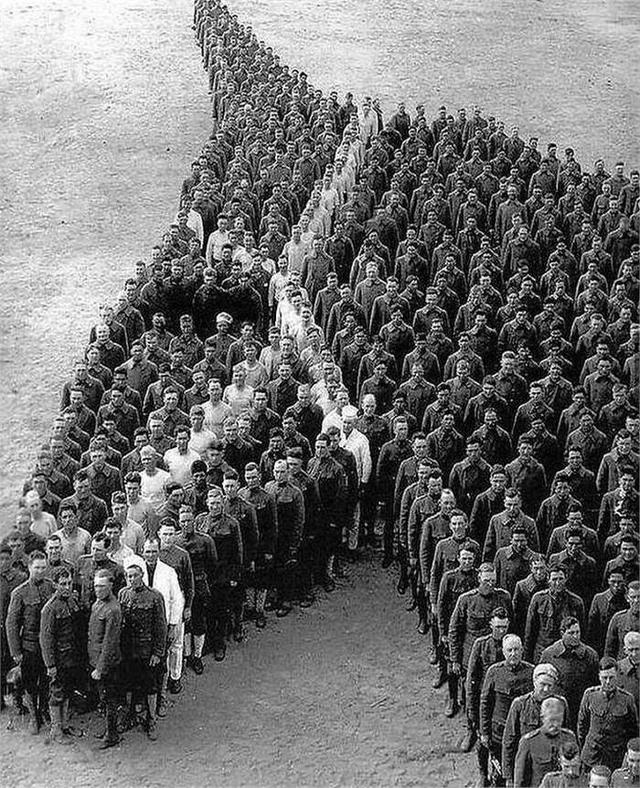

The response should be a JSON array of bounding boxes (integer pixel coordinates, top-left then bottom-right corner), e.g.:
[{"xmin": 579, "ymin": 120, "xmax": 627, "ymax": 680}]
[{"xmin": 1, "ymin": 0, "xmax": 639, "ymax": 783}]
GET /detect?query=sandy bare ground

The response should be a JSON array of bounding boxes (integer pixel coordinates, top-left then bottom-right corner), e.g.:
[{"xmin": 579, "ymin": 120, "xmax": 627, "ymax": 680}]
[{"xmin": 0, "ymin": 0, "xmax": 638, "ymax": 785}]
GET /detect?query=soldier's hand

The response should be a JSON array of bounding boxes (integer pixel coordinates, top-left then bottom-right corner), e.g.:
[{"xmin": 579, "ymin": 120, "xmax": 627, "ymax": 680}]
[
  {"xmin": 451, "ymin": 661, "xmax": 461, "ymax": 675},
  {"xmin": 431, "ymin": 603, "xmax": 437, "ymax": 615},
  {"xmin": 13, "ymin": 654, "xmax": 23, "ymax": 666},
  {"xmin": 91, "ymin": 669, "xmax": 101, "ymax": 681},
  {"xmin": 183, "ymin": 607, "xmax": 192, "ymax": 622},
  {"xmin": 47, "ymin": 666, "xmax": 58, "ymax": 679},
  {"xmin": 264, "ymin": 554, "xmax": 273, "ymax": 562},
  {"xmin": 250, "ymin": 561, "xmax": 256, "ymax": 572},
  {"xmin": 149, "ymin": 655, "xmax": 161, "ymax": 667},
  {"xmin": 480, "ymin": 735, "xmax": 490, "ymax": 748},
  {"xmin": 409, "ymin": 558, "xmax": 418, "ymax": 567}
]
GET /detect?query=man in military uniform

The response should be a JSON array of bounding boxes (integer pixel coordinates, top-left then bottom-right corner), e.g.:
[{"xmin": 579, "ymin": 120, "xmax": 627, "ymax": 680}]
[
  {"xmin": 578, "ymin": 657, "xmax": 639, "ymax": 773},
  {"xmin": 448, "ymin": 563, "xmax": 513, "ymax": 719},
  {"xmin": 514, "ymin": 697, "xmax": 578, "ymax": 788},
  {"xmin": 5, "ymin": 551, "xmax": 55, "ymax": 734},
  {"xmin": 538, "ymin": 741, "xmax": 586, "ymax": 787},
  {"xmin": 76, "ymin": 532, "xmax": 126, "ymax": 620},
  {"xmin": 307, "ymin": 433, "xmax": 346, "ymax": 591},
  {"xmin": 265, "ymin": 459, "xmax": 304, "ymax": 617},
  {"xmin": 222, "ymin": 469, "xmax": 259, "ymax": 639},
  {"xmin": 239, "ymin": 464, "xmax": 277, "ymax": 629},
  {"xmin": 617, "ymin": 632, "xmax": 640, "ymax": 713},
  {"xmin": 611, "ymin": 738, "xmax": 640, "ymax": 787},
  {"xmin": 39, "ymin": 566, "xmax": 84, "ymax": 743},
  {"xmin": 158, "ymin": 519, "xmax": 194, "ymax": 694},
  {"xmin": 540, "ymin": 615, "xmax": 599, "ymax": 729},
  {"xmin": 463, "ymin": 606, "xmax": 510, "ymax": 754},
  {"xmin": 480, "ymin": 634, "xmax": 534, "ymax": 787},
  {"xmin": 88, "ymin": 569, "xmax": 122, "ymax": 749},
  {"xmin": 437, "ymin": 542, "xmax": 479, "ymax": 717},
  {"xmin": 524, "ymin": 563, "xmax": 585, "ymax": 662},
  {"xmin": 605, "ymin": 581, "xmax": 640, "ymax": 659},
  {"xmin": 503, "ymin": 663, "xmax": 570, "ymax": 785},
  {"xmin": 175, "ymin": 505, "xmax": 217, "ymax": 670},
  {"xmin": 118, "ymin": 562, "xmax": 166, "ymax": 740},
  {"xmin": 0, "ymin": 545, "xmax": 26, "ymax": 708}
]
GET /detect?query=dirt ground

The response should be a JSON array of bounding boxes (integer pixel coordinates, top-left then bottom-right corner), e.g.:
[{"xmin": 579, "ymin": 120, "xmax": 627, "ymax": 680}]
[{"xmin": 0, "ymin": 0, "xmax": 638, "ymax": 785}]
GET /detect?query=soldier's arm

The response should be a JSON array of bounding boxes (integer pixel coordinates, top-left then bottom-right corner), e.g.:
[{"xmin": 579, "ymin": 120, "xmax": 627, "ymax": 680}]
[
  {"xmin": 39, "ymin": 603, "xmax": 56, "ymax": 669},
  {"xmin": 523, "ymin": 598, "xmax": 538, "ymax": 662},
  {"xmin": 513, "ymin": 739, "xmax": 530, "ymax": 788},
  {"xmin": 501, "ymin": 702, "xmax": 520, "ymax": 784},
  {"xmin": 479, "ymin": 668, "xmax": 495, "ymax": 741},
  {"xmin": 152, "ymin": 592, "xmax": 168, "ymax": 659},
  {"xmin": 183, "ymin": 553, "xmax": 195, "ymax": 611},
  {"xmin": 96, "ymin": 604, "xmax": 122, "ymax": 676},
  {"xmin": 448, "ymin": 597, "xmax": 464, "ymax": 665},
  {"xmin": 576, "ymin": 691, "xmax": 590, "ymax": 747},
  {"xmin": 465, "ymin": 641, "xmax": 483, "ymax": 726},
  {"xmin": 5, "ymin": 590, "xmax": 24, "ymax": 662},
  {"xmin": 292, "ymin": 488, "xmax": 305, "ymax": 550}
]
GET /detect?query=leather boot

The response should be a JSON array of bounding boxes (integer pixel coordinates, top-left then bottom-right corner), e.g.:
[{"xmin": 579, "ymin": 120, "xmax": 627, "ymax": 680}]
[
  {"xmin": 49, "ymin": 705, "xmax": 72, "ymax": 745},
  {"xmin": 459, "ymin": 723, "xmax": 477, "ymax": 752}
]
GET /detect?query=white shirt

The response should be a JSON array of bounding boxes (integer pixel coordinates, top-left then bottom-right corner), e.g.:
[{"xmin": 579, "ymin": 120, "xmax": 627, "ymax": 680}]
[
  {"xmin": 109, "ymin": 544, "xmax": 149, "ymax": 583},
  {"xmin": 341, "ymin": 429, "xmax": 372, "ymax": 484},
  {"xmin": 189, "ymin": 427, "xmax": 216, "ymax": 457},
  {"xmin": 321, "ymin": 408, "xmax": 344, "ymax": 436},
  {"xmin": 205, "ymin": 229, "xmax": 230, "ymax": 265},
  {"xmin": 202, "ymin": 399, "xmax": 232, "ymax": 437},
  {"xmin": 282, "ymin": 238, "xmax": 308, "ymax": 273},
  {"xmin": 164, "ymin": 447, "xmax": 201, "ymax": 486},
  {"xmin": 140, "ymin": 468, "xmax": 171, "ymax": 513}
]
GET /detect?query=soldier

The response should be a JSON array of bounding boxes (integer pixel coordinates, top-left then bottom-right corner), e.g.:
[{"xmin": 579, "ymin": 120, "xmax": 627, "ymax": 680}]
[
  {"xmin": 307, "ymin": 433, "xmax": 346, "ymax": 591},
  {"xmin": 578, "ymin": 657, "xmax": 639, "ymax": 773},
  {"xmin": 238, "ymin": 463, "xmax": 277, "ymax": 628},
  {"xmin": 118, "ymin": 562, "xmax": 166, "ymax": 740},
  {"xmin": 158, "ymin": 518, "xmax": 194, "ymax": 694},
  {"xmin": 588, "ymin": 570, "xmax": 629, "ymax": 655},
  {"xmin": 437, "ymin": 542, "xmax": 479, "ymax": 716},
  {"xmin": 5, "ymin": 551, "xmax": 55, "ymax": 734},
  {"xmin": 605, "ymin": 580, "xmax": 640, "ymax": 659},
  {"xmin": 537, "ymin": 741, "xmax": 585, "ymax": 788},
  {"xmin": 513, "ymin": 554, "xmax": 549, "ymax": 637},
  {"xmin": 540, "ymin": 615, "xmax": 599, "ymax": 729},
  {"xmin": 479, "ymin": 634, "xmax": 534, "ymax": 786},
  {"xmin": 503, "ymin": 663, "xmax": 570, "ymax": 785},
  {"xmin": 463, "ymin": 606, "xmax": 510, "ymax": 754},
  {"xmin": 175, "ymin": 505, "xmax": 216, "ymax": 670},
  {"xmin": 0, "ymin": 545, "xmax": 26, "ymax": 708},
  {"xmin": 39, "ymin": 566, "xmax": 84, "ymax": 744},
  {"xmin": 611, "ymin": 737, "xmax": 640, "ymax": 787},
  {"xmin": 513, "ymin": 697, "xmax": 578, "ymax": 788},
  {"xmin": 448, "ymin": 563, "xmax": 513, "ymax": 718},
  {"xmin": 88, "ymin": 568, "xmax": 122, "ymax": 749},
  {"xmin": 195, "ymin": 487, "xmax": 243, "ymax": 662},
  {"xmin": 617, "ymin": 631, "xmax": 640, "ymax": 713},
  {"xmin": 265, "ymin": 459, "xmax": 305, "ymax": 617},
  {"xmin": 524, "ymin": 563, "xmax": 585, "ymax": 662}
]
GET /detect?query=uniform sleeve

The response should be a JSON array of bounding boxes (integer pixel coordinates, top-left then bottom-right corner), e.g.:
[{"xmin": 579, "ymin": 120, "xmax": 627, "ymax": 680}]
[
  {"xmin": 501, "ymin": 702, "xmax": 521, "ymax": 783},
  {"xmin": 182, "ymin": 552, "xmax": 195, "ymax": 610},
  {"xmin": 5, "ymin": 588, "xmax": 24, "ymax": 660},
  {"xmin": 576, "ymin": 691, "xmax": 590, "ymax": 747},
  {"xmin": 292, "ymin": 487, "xmax": 305, "ymax": 550},
  {"xmin": 39, "ymin": 602, "xmax": 56, "ymax": 668},
  {"xmin": 448, "ymin": 596, "xmax": 465, "ymax": 664},
  {"xmin": 513, "ymin": 739, "xmax": 530, "ymax": 788},
  {"xmin": 524, "ymin": 597, "xmax": 539, "ymax": 662},
  {"xmin": 152, "ymin": 592, "xmax": 168, "ymax": 658},
  {"xmin": 466, "ymin": 641, "xmax": 484, "ymax": 727},
  {"xmin": 479, "ymin": 667, "xmax": 496, "ymax": 741}
]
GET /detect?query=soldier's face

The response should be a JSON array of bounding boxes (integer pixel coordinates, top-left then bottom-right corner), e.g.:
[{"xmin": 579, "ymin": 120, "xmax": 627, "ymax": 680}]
[{"xmin": 459, "ymin": 550, "xmax": 475, "ymax": 571}]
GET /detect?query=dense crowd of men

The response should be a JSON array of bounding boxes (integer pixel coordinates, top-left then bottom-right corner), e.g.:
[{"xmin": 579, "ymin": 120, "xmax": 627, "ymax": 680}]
[{"xmin": 1, "ymin": 0, "xmax": 639, "ymax": 784}]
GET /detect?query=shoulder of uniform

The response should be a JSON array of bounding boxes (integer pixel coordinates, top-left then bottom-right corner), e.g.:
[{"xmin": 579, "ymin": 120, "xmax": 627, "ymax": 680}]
[
  {"xmin": 583, "ymin": 686, "xmax": 599, "ymax": 696},
  {"xmin": 521, "ymin": 729, "xmax": 539, "ymax": 741}
]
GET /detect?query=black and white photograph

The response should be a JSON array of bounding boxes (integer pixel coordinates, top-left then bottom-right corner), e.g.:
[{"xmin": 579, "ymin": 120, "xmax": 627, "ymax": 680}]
[{"xmin": 0, "ymin": 0, "xmax": 639, "ymax": 785}]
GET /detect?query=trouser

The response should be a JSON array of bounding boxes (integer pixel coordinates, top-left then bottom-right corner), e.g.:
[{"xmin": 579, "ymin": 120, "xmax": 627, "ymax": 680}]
[
  {"xmin": 382, "ymin": 498, "xmax": 395, "ymax": 559},
  {"xmin": 360, "ymin": 484, "xmax": 378, "ymax": 543},
  {"xmin": 343, "ymin": 502, "xmax": 360, "ymax": 551},
  {"xmin": 298, "ymin": 538, "xmax": 316, "ymax": 598},
  {"xmin": 48, "ymin": 666, "xmax": 83, "ymax": 707},
  {"xmin": 275, "ymin": 557, "xmax": 298, "ymax": 604},
  {"xmin": 316, "ymin": 524, "xmax": 340, "ymax": 580},
  {"xmin": 167, "ymin": 620, "xmax": 184, "ymax": 681},
  {"xmin": 477, "ymin": 739, "xmax": 504, "ymax": 786},
  {"xmin": 22, "ymin": 650, "xmax": 49, "ymax": 722},
  {"xmin": 397, "ymin": 545, "xmax": 409, "ymax": 591},
  {"xmin": 95, "ymin": 667, "xmax": 120, "ymax": 743}
]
